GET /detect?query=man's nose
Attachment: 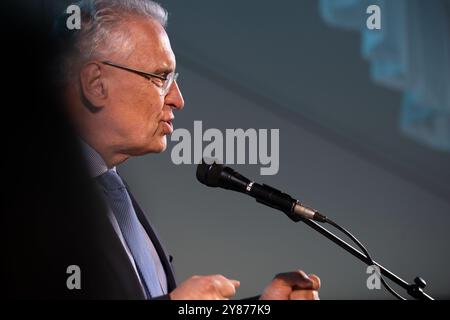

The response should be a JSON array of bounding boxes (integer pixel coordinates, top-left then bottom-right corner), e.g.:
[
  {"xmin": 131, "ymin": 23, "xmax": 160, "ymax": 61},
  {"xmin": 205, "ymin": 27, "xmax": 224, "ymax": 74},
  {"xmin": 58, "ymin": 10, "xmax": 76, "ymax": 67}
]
[{"xmin": 165, "ymin": 81, "xmax": 184, "ymax": 110}]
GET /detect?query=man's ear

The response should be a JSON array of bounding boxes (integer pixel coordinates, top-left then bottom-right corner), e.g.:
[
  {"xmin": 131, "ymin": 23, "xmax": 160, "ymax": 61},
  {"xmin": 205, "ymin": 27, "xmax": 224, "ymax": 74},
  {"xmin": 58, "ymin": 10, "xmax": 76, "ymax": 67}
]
[{"xmin": 79, "ymin": 62, "xmax": 108, "ymax": 108}]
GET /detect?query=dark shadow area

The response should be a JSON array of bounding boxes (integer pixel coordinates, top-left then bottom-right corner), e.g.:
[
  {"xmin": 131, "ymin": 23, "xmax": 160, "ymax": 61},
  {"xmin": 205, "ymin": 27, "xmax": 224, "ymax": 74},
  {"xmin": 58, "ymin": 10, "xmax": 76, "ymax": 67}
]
[{"xmin": 1, "ymin": 0, "xmax": 143, "ymax": 299}]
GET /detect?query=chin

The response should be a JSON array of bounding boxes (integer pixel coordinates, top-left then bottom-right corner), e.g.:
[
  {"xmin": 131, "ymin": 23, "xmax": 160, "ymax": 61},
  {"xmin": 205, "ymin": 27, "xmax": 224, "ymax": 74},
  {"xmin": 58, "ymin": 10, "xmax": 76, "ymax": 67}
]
[
  {"xmin": 148, "ymin": 137, "xmax": 167, "ymax": 154},
  {"xmin": 122, "ymin": 137, "xmax": 167, "ymax": 157}
]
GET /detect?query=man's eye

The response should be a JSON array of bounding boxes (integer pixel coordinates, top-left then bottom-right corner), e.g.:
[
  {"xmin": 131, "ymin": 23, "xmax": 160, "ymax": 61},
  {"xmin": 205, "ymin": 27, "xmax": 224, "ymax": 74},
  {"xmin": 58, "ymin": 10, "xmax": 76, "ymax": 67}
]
[{"xmin": 151, "ymin": 77, "xmax": 165, "ymax": 87}]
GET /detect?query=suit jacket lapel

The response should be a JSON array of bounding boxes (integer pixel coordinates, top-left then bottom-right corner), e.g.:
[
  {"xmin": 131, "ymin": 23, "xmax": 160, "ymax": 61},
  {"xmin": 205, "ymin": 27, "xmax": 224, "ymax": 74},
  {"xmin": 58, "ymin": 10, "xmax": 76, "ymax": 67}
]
[{"xmin": 125, "ymin": 186, "xmax": 177, "ymax": 292}]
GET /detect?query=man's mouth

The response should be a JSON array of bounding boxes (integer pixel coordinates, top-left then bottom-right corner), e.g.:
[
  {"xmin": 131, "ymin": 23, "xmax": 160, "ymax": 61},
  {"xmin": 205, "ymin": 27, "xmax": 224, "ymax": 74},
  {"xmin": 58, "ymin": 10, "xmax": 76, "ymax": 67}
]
[{"xmin": 161, "ymin": 119, "xmax": 174, "ymax": 134}]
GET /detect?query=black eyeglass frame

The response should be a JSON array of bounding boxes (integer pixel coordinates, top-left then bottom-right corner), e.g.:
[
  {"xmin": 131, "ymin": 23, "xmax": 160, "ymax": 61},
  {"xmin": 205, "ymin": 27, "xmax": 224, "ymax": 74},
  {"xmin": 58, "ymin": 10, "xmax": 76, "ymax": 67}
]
[{"xmin": 101, "ymin": 60, "xmax": 179, "ymax": 96}]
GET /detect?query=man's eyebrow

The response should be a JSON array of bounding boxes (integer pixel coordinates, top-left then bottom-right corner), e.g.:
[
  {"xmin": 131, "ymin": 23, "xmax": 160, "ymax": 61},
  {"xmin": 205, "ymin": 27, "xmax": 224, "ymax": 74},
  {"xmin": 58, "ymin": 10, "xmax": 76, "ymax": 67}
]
[{"xmin": 151, "ymin": 66, "xmax": 175, "ymax": 75}]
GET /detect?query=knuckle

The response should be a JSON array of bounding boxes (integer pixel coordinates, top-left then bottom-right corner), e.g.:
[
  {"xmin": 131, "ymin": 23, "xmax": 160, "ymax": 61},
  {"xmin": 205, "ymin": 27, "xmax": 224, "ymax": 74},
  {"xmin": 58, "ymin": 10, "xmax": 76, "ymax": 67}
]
[
  {"xmin": 213, "ymin": 274, "xmax": 226, "ymax": 281},
  {"xmin": 296, "ymin": 269, "xmax": 309, "ymax": 279},
  {"xmin": 274, "ymin": 272, "xmax": 287, "ymax": 279},
  {"xmin": 309, "ymin": 274, "xmax": 321, "ymax": 289},
  {"xmin": 208, "ymin": 277, "xmax": 222, "ymax": 291}
]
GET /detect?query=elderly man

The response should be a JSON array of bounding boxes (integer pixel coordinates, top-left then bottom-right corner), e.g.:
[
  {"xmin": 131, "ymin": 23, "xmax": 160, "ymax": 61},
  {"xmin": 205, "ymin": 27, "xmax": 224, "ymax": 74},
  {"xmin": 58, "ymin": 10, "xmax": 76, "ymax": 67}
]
[{"xmin": 60, "ymin": 0, "xmax": 320, "ymax": 300}]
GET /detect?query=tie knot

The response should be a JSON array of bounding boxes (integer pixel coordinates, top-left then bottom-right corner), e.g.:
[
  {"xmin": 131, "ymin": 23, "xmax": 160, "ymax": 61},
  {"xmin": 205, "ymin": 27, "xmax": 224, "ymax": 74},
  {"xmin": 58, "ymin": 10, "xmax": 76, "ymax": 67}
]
[{"xmin": 96, "ymin": 169, "xmax": 126, "ymax": 191}]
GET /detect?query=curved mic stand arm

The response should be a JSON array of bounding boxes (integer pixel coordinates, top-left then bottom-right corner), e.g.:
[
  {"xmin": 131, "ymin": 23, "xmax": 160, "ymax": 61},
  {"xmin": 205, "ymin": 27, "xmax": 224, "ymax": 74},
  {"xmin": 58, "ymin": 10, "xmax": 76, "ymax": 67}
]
[{"xmin": 298, "ymin": 217, "xmax": 434, "ymax": 300}]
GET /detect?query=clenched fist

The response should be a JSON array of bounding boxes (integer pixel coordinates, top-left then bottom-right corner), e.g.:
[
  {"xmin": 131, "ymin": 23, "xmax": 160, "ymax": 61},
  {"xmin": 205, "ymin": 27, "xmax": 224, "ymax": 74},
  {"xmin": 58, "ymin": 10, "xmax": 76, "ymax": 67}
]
[{"xmin": 260, "ymin": 270, "xmax": 320, "ymax": 300}]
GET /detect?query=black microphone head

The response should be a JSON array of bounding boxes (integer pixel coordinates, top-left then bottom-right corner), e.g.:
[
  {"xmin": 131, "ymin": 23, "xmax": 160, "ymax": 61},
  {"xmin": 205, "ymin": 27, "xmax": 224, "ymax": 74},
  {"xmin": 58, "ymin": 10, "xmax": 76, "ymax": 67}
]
[
  {"xmin": 196, "ymin": 160, "xmax": 225, "ymax": 187},
  {"xmin": 196, "ymin": 159, "xmax": 251, "ymax": 193}
]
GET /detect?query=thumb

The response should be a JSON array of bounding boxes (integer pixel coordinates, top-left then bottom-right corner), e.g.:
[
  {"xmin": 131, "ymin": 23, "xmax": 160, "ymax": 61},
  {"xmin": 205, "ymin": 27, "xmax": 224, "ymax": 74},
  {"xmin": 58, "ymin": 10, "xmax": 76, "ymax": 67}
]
[
  {"xmin": 230, "ymin": 279, "xmax": 241, "ymax": 288},
  {"xmin": 308, "ymin": 274, "xmax": 321, "ymax": 290}
]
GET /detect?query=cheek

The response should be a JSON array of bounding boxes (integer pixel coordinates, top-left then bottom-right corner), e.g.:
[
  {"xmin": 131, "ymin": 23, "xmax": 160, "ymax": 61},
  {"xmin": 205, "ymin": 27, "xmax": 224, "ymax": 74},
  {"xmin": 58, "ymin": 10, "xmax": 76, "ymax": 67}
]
[
  {"xmin": 106, "ymin": 79, "xmax": 167, "ymax": 154},
  {"xmin": 144, "ymin": 99, "xmax": 163, "ymax": 123},
  {"xmin": 138, "ymin": 98, "xmax": 164, "ymax": 137},
  {"xmin": 113, "ymin": 86, "xmax": 162, "ymax": 131}
]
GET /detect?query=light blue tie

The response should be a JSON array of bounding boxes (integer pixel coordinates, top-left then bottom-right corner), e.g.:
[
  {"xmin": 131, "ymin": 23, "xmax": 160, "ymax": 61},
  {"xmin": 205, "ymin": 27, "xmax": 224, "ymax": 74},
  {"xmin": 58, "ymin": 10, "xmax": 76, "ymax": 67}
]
[{"xmin": 96, "ymin": 169, "xmax": 164, "ymax": 298}]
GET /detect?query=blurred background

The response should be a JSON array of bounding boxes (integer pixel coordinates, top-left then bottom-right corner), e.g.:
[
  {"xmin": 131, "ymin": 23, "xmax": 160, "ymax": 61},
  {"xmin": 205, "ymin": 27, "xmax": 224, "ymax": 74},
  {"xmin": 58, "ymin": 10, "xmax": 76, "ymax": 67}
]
[{"xmin": 38, "ymin": 0, "xmax": 450, "ymax": 299}]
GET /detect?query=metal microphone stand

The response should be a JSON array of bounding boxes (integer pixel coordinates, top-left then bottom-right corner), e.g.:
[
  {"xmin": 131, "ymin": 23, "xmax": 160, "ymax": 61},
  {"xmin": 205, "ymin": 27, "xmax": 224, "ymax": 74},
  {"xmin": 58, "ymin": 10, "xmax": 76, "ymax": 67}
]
[{"xmin": 297, "ymin": 217, "xmax": 434, "ymax": 300}]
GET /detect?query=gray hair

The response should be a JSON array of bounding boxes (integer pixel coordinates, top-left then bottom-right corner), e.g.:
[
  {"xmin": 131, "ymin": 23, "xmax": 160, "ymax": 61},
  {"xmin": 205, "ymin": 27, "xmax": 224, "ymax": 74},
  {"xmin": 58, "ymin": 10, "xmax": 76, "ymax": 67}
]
[{"xmin": 55, "ymin": 0, "xmax": 168, "ymax": 83}]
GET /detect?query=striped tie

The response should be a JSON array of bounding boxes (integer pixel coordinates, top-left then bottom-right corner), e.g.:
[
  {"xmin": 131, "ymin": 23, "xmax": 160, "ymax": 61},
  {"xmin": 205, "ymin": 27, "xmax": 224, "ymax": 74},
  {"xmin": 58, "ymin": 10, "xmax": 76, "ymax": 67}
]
[{"xmin": 96, "ymin": 169, "xmax": 164, "ymax": 298}]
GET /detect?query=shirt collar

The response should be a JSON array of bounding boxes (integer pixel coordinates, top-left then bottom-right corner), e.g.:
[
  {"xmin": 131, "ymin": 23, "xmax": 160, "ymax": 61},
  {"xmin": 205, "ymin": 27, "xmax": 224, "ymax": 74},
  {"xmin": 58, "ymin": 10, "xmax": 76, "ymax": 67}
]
[{"xmin": 80, "ymin": 139, "xmax": 116, "ymax": 178}]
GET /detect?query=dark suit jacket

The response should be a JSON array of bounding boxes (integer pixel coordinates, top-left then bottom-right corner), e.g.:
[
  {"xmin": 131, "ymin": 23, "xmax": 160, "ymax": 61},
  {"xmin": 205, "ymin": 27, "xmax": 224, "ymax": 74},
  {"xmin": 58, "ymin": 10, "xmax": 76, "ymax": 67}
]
[
  {"xmin": 4, "ymin": 144, "xmax": 177, "ymax": 299},
  {"xmin": 125, "ymin": 184, "xmax": 177, "ymax": 299}
]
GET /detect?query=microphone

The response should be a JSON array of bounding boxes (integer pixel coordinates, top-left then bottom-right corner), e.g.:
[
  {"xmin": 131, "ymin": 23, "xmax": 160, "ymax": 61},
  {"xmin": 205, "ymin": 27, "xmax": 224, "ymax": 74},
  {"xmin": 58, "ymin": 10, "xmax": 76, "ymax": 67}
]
[
  {"xmin": 196, "ymin": 161, "xmax": 436, "ymax": 301},
  {"xmin": 196, "ymin": 161, "xmax": 327, "ymax": 222}
]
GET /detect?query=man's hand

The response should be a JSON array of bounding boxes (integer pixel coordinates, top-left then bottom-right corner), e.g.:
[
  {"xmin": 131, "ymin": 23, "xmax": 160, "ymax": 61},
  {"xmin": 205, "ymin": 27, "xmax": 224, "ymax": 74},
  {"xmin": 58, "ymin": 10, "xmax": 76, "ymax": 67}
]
[
  {"xmin": 260, "ymin": 270, "xmax": 320, "ymax": 300},
  {"xmin": 170, "ymin": 275, "xmax": 240, "ymax": 300}
]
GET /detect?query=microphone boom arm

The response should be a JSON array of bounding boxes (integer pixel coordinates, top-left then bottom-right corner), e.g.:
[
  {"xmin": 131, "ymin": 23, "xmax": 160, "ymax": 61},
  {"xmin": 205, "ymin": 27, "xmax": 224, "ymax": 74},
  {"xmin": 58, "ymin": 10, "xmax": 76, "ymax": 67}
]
[{"xmin": 298, "ymin": 217, "xmax": 434, "ymax": 300}]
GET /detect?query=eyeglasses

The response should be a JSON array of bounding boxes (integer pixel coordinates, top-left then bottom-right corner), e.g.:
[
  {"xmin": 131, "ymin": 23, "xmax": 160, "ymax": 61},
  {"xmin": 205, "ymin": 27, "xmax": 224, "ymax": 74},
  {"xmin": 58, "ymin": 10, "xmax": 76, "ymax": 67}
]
[{"xmin": 101, "ymin": 61, "xmax": 179, "ymax": 96}]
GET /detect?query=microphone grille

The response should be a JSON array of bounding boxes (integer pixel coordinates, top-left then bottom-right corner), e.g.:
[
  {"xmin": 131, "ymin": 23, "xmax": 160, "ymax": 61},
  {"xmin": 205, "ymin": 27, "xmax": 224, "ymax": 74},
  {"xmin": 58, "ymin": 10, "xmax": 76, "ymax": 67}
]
[{"xmin": 196, "ymin": 160, "xmax": 224, "ymax": 187}]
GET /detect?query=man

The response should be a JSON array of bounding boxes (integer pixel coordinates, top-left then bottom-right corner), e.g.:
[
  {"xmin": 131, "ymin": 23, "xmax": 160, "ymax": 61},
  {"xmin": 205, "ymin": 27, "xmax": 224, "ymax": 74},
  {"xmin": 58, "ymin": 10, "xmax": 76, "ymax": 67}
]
[{"xmin": 60, "ymin": 0, "xmax": 320, "ymax": 300}]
